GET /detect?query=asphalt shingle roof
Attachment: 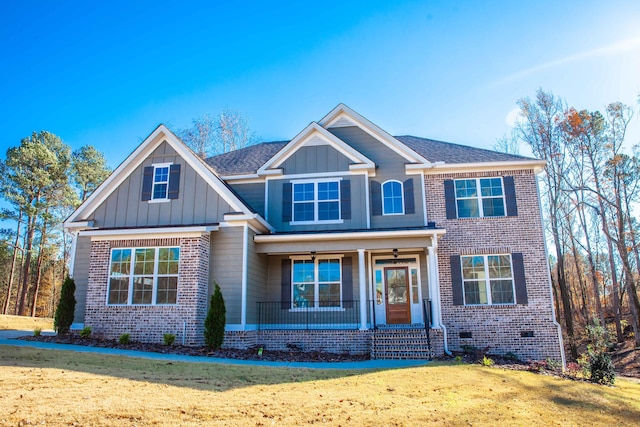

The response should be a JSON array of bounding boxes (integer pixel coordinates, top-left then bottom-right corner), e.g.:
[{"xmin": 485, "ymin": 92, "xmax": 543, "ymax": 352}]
[{"xmin": 206, "ymin": 134, "xmax": 534, "ymax": 176}]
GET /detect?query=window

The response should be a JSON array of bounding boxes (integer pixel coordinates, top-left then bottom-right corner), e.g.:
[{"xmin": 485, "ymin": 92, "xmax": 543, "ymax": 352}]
[
  {"xmin": 292, "ymin": 257, "xmax": 341, "ymax": 308},
  {"xmin": 292, "ymin": 179, "xmax": 341, "ymax": 223},
  {"xmin": 382, "ymin": 180, "xmax": 404, "ymax": 215},
  {"xmin": 461, "ymin": 254, "xmax": 514, "ymax": 305},
  {"xmin": 454, "ymin": 178, "xmax": 505, "ymax": 218},
  {"xmin": 152, "ymin": 165, "xmax": 170, "ymax": 199},
  {"xmin": 108, "ymin": 247, "xmax": 180, "ymax": 305}
]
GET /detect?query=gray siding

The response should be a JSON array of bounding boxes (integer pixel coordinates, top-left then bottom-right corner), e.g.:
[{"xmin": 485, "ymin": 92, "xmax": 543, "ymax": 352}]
[
  {"xmin": 72, "ymin": 236, "xmax": 91, "ymax": 324},
  {"xmin": 230, "ymin": 182, "xmax": 265, "ymax": 217},
  {"xmin": 280, "ymin": 143, "xmax": 352, "ymax": 175},
  {"xmin": 88, "ymin": 141, "xmax": 235, "ymax": 228},
  {"xmin": 329, "ymin": 126, "xmax": 426, "ymax": 228},
  {"xmin": 246, "ymin": 228, "xmax": 268, "ymax": 324},
  {"xmin": 210, "ymin": 227, "xmax": 244, "ymax": 324},
  {"xmin": 266, "ymin": 175, "xmax": 368, "ymax": 232}
]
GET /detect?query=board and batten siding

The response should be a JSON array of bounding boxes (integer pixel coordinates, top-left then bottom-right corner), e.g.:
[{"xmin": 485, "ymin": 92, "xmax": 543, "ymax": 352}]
[
  {"xmin": 229, "ymin": 182, "xmax": 266, "ymax": 217},
  {"xmin": 328, "ymin": 126, "xmax": 425, "ymax": 229},
  {"xmin": 72, "ymin": 235, "xmax": 91, "ymax": 324},
  {"xmin": 209, "ymin": 227, "xmax": 244, "ymax": 324},
  {"xmin": 279, "ymin": 143, "xmax": 352, "ymax": 175},
  {"xmin": 88, "ymin": 141, "xmax": 235, "ymax": 228}
]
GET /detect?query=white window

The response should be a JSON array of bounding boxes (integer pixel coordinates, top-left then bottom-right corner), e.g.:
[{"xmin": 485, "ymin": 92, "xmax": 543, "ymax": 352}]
[
  {"xmin": 292, "ymin": 257, "xmax": 341, "ymax": 308},
  {"xmin": 152, "ymin": 164, "xmax": 171, "ymax": 200},
  {"xmin": 455, "ymin": 178, "xmax": 505, "ymax": 218},
  {"xmin": 292, "ymin": 179, "xmax": 341, "ymax": 223},
  {"xmin": 461, "ymin": 254, "xmax": 514, "ymax": 305},
  {"xmin": 108, "ymin": 247, "xmax": 180, "ymax": 305},
  {"xmin": 382, "ymin": 180, "xmax": 404, "ymax": 215}
]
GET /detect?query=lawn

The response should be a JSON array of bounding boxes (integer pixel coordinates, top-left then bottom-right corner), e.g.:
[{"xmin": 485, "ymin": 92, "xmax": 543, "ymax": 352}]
[
  {"xmin": 0, "ymin": 314, "xmax": 53, "ymax": 331},
  {"xmin": 0, "ymin": 345, "xmax": 639, "ymax": 426}
]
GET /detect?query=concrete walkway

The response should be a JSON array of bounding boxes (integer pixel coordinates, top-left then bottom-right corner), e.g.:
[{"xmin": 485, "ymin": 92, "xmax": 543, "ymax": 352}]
[{"xmin": 0, "ymin": 329, "xmax": 430, "ymax": 370}]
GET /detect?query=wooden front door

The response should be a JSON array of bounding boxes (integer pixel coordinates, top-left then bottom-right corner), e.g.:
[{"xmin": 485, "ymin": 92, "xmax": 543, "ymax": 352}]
[{"xmin": 384, "ymin": 267, "xmax": 410, "ymax": 324}]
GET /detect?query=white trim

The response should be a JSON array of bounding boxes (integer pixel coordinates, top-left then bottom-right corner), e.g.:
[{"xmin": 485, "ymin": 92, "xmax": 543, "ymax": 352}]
[
  {"xmin": 255, "ymin": 228, "xmax": 445, "ymax": 243},
  {"xmin": 257, "ymin": 122, "xmax": 375, "ymax": 175},
  {"xmin": 64, "ymin": 221, "xmax": 95, "ymax": 230},
  {"xmin": 68, "ymin": 231, "xmax": 78, "ymax": 278},
  {"xmin": 358, "ymin": 249, "xmax": 367, "ymax": 330},
  {"xmin": 365, "ymin": 175, "xmax": 371, "ymax": 229},
  {"xmin": 420, "ymin": 173, "xmax": 428, "ymax": 226},
  {"xmin": 240, "ymin": 224, "xmax": 249, "ymax": 329},
  {"xmin": 423, "ymin": 159, "xmax": 546, "ymax": 174},
  {"xmin": 80, "ymin": 225, "xmax": 218, "ymax": 240},
  {"xmin": 454, "ymin": 177, "xmax": 506, "ymax": 218},
  {"xmin": 381, "ymin": 180, "xmax": 405, "ymax": 216},
  {"xmin": 290, "ymin": 255, "xmax": 344, "ymax": 310},
  {"xmin": 65, "ymin": 124, "xmax": 256, "ymax": 227},
  {"xmin": 460, "ymin": 253, "xmax": 517, "ymax": 306},
  {"xmin": 219, "ymin": 174, "xmax": 262, "ymax": 183},
  {"xmin": 149, "ymin": 162, "xmax": 172, "ymax": 201},
  {"xmin": 290, "ymin": 178, "xmax": 342, "ymax": 224}
]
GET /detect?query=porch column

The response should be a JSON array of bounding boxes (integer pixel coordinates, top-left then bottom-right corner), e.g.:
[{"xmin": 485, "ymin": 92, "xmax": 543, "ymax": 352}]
[
  {"xmin": 427, "ymin": 245, "xmax": 441, "ymax": 328},
  {"xmin": 358, "ymin": 249, "xmax": 368, "ymax": 330}
]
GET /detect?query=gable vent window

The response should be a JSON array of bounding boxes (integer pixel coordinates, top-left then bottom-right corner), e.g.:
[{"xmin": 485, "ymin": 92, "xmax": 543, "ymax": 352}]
[{"xmin": 141, "ymin": 163, "xmax": 181, "ymax": 201}]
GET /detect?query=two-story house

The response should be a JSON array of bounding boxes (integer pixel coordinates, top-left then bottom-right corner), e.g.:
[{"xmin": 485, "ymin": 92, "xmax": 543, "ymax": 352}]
[{"xmin": 64, "ymin": 104, "xmax": 564, "ymax": 362}]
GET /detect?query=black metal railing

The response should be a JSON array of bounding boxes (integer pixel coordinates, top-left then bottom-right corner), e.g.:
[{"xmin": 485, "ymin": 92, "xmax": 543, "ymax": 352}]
[
  {"xmin": 256, "ymin": 300, "xmax": 362, "ymax": 330},
  {"xmin": 368, "ymin": 299, "xmax": 377, "ymax": 329},
  {"xmin": 422, "ymin": 298, "xmax": 433, "ymax": 351}
]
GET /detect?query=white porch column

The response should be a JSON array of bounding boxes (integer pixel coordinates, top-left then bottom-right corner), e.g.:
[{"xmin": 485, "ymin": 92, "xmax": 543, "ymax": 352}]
[
  {"xmin": 68, "ymin": 231, "xmax": 78, "ymax": 278},
  {"xmin": 240, "ymin": 224, "xmax": 249, "ymax": 329},
  {"xmin": 427, "ymin": 245, "xmax": 442, "ymax": 328},
  {"xmin": 358, "ymin": 249, "xmax": 368, "ymax": 330}
]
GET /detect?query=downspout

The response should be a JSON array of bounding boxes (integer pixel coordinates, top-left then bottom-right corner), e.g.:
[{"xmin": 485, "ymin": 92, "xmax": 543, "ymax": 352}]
[
  {"xmin": 240, "ymin": 223, "xmax": 249, "ymax": 329},
  {"xmin": 429, "ymin": 238, "xmax": 451, "ymax": 356}
]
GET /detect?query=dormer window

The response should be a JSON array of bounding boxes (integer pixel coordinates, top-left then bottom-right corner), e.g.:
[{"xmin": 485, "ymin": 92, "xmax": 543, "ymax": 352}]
[{"xmin": 141, "ymin": 162, "xmax": 181, "ymax": 202}]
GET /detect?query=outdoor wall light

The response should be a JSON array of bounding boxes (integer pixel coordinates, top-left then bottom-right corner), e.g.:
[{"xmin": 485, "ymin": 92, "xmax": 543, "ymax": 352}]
[{"xmin": 310, "ymin": 251, "xmax": 316, "ymax": 261}]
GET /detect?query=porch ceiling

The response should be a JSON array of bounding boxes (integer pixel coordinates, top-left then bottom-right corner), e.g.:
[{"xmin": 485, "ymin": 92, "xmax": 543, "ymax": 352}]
[{"xmin": 254, "ymin": 228, "xmax": 445, "ymax": 254}]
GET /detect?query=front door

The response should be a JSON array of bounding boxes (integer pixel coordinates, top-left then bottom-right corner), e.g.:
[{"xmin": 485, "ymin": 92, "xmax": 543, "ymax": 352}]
[{"xmin": 384, "ymin": 267, "xmax": 410, "ymax": 324}]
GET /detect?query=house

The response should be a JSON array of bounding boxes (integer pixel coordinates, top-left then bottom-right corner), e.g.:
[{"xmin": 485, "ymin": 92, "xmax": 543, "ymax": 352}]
[{"xmin": 64, "ymin": 104, "xmax": 564, "ymax": 362}]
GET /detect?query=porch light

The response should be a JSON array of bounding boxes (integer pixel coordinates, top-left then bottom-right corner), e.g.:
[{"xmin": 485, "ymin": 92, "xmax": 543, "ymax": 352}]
[
  {"xmin": 310, "ymin": 251, "xmax": 316, "ymax": 261},
  {"xmin": 393, "ymin": 248, "xmax": 398, "ymax": 258}
]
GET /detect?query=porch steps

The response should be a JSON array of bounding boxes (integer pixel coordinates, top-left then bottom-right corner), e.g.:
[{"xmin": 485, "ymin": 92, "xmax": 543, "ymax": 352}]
[{"xmin": 371, "ymin": 327, "xmax": 432, "ymax": 359}]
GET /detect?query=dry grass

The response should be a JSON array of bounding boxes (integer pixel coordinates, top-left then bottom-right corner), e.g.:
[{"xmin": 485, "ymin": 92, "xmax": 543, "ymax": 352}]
[
  {"xmin": 0, "ymin": 346, "xmax": 639, "ymax": 426},
  {"xmin": 0, "ymin": 314, "xmax": 53, "ymax": 332}
]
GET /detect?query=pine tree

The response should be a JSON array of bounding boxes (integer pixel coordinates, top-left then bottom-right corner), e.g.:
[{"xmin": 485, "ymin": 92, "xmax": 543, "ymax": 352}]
[
  {"xmin": 204, "ymin": 283, "xmax": 226, "ymax": 349},
  {"xmin": 54, "ymin": 276, "xmax": 76, "ymax": 334}
]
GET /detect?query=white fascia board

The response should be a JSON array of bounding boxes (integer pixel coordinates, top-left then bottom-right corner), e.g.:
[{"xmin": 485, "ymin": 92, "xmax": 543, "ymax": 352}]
[
  {"xmin": 423, "ymin": 159, "xmax": 547, "ymax": 175},
  {"xmin": 319, "ymin": 104, "xmax": 432, "ymax": 166},
  {"xmin": 220, "ymin": 174, "xmax": 262, "ymax": 183},
  {"xmin": 63, "ymin": 220, "xmax": 95, "ymax": 231},
  {"xmin": 80, "ymin": 225, "xmax": 219, "ymax": 240},
  {"xmin": 254, "ymin": 228, "xmax": 446, "ymax": 244},
  {"xmin": 257, "ymin": 122, "xmax": 375, "ymax": 175},
  {"xmin": 223, "ymin": 213, "xmax": 275, "ymax": 233},
  {"xmin": 66, "ymin": 125, "xmax": 253, "ymax": 225}
]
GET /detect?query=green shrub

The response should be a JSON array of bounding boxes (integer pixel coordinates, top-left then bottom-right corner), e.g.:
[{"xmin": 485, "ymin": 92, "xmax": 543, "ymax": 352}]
[
  {"xmin": 54, "ymin": 276, "xmax": 76, "ymax": 334},
  {"xmin": 79, "ymin": 326, "xmax": 92, "ymax": 338},
  {"xmin": 581, "ymin": 319, "xmax": 616, "ymax": 385},
  {"xmin": 118, "ymin": 333, "xmax": 131, "ymax": 345},
  {"xmin": 33, "ymin": 327, "xmax": 42, "ymax": 337},
  {"xmin": 481, "ymin": 356, "xmax": 495, "ymax": 367},
  {"xmin": 204, "ymin": 283, "xmax": 226, "ymax": 349},
  {"xmin": 505, "ymin": 352, "xmax": 519, "ymax": 361},
  {"xmin": 163, "ymin": 333, "xmax": 176, "ymax": 346}
]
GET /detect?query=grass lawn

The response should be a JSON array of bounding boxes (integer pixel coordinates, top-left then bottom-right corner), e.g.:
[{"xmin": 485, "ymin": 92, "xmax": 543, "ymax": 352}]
[
  {"xmin": 0, "ymin": 346, "xmax": 639, "ymax": 426},
  {"xmin": 0, "ymin": 314, "xmax": 53, "ymax": 331}
]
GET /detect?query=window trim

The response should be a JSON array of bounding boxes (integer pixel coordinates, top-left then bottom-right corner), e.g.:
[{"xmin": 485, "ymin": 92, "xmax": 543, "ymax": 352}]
[
  {"xmin": 290, "ymin": 177, "xmax": 344, "ymax": 225},
  {"xmin": 107, "ymin": 246, "xmax": 180, "ymax": 306},
  {"xmin": 289, "ymin": 255, "xmax": 344, "ymax": 311},
  {"xmin": 381, "ymin": 180, "xmax": 405, "ymax": 215},
  {"xmin": 460, "ymin": 253, "xmax": 516, "ymax": 306},
  {"xmin": 454, "ymin": 177, "xmax": 506, "ymax": 218},
  {"xmin": 149, "ymin": 163, "xmax": 172, "ymax": 202}
]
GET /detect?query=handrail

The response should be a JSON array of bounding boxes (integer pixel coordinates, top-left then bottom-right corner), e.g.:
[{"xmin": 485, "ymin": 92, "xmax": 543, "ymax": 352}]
[{"xmin": 422, "ymin": 298, "xmax": 432, "ymax": 352}]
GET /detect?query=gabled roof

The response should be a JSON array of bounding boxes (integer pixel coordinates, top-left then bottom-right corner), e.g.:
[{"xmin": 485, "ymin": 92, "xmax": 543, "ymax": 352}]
[
  {"xmin": 64, "ymin": 124, "xmax": 265, "ymax": 229},
  {"xmin": 206, "ymin": 141, "xmax": 288, "ymax": 176},
  {"xmin": 395, "ymin": 136, "xmax": 532, "ymax": 163}
]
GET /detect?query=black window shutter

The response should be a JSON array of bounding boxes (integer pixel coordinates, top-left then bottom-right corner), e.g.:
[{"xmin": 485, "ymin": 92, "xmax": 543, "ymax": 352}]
[
  {"xmin": 342, "ymin": 256, "xmax": 353, "ymax": 308},
  {"xmin": 371, "ymin": 180, "xmax": 382, "ymax": 216},
  {"xmin": 403, "ymin": 178, "xmax": 415, "ymax": 214},
  {"xmin": 450, "ymin": 255, "xmax": 464, "ymax": 305},
  {"xmin": 340, "ymin": 179, "xmax": 351, "ymax": 220},
  {"xmin": 168, "ymin": 164, "xmax": 181, "ymax": 199},
  {"xmin": 282, "ymin": 182, "xmax": 292, "ymax": 222},
  {"xmin": 444, "ymin": 180, "xmax": 457, "ymax": 219},
  {"xmin": 141, "ymin": 166, "xmax": 154, "ymax": 201},
  {"xmin": 512, "ymin": 252, "xmax": 528, "ymax": 304},
  {"xmin": 281, "ymin": 259, "xmax": 292, "ymax": 309},
  {"xmin": 504, "ymin": 176, "xmax": 518, "ymax": 217}
]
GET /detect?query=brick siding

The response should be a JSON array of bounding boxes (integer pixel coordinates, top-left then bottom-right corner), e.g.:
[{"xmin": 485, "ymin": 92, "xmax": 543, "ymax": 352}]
[
  {"xmin": 425, "ymin": 170, "xmax": 563, "ymax": 362},
  {"xmin": 84, "ymin": 234, "xmax": 210, "ymax": 345}
]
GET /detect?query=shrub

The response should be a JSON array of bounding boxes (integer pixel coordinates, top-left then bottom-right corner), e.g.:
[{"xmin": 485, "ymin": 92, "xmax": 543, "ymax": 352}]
[
  {"xmin": 504, "ymin": 352, "xmax": 519, "ymax": 361},
  {"xmin": 118, "ymin": 333, "xmax": 131, "ymax": 345},
  {"xmin": 163, "ymin": 333, "xmax": 176, "ymax": 346},
  {"xmin": 54, "ymin": 276, "xmax": 76, "ymax": 334},
  {"xmin": 481, "ymin": 356, "xmax": 494, "ymax": 367},
  {"xmin": 204, "ymin": 283, "xmax": 226, "ymax": 349},
  {"xmin": 33, "ymin": 327, "xmax": 41, "ymax": 337},
  {"xmin": 80, "ymin": 326, "xmax": 92, "ymax": 338},
  {"xmin": 581, "ymin": 319, "xmax": 616, "ymax": 385}
]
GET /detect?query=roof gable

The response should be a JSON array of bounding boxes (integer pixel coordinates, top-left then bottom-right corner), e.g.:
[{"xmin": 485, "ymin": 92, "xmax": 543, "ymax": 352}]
[{"xmin": 65, "ymin": 125, "xmax": 257, "ymax": 228}]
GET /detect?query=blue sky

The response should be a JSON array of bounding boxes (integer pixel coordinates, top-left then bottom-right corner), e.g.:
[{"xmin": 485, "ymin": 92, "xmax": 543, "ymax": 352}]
[{"xmin": 1, "ymin": 0, "xmax": 639, "ymax": 166}]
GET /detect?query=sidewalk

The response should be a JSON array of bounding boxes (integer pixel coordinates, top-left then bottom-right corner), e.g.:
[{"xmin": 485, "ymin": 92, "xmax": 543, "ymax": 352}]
[{"xmin": 0, "ymin": 329, "xmax": 430, "ymax": 370}]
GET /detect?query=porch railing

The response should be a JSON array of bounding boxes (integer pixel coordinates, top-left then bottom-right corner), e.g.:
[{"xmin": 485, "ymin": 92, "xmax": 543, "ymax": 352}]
[
  {"xmin": 422, "ymin": 298, "xmax": 432, "ymax": 351},
  {"xmin": 256, "ymin": 300, "xmax": 362, "ymax": 330}
]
